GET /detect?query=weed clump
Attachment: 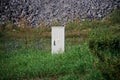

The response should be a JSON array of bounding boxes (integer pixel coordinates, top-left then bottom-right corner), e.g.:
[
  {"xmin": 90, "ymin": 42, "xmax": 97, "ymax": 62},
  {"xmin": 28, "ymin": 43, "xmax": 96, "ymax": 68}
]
[{"xmin": 88, "ymin": 9, "xmax": 120, "ymax": 80}]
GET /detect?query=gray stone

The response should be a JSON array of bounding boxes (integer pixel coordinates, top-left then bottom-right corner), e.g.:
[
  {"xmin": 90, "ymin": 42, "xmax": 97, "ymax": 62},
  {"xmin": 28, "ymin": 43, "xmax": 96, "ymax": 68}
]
[{"xmin": 0, "ymin": 0, "xmax": 120, "ymax": 27}]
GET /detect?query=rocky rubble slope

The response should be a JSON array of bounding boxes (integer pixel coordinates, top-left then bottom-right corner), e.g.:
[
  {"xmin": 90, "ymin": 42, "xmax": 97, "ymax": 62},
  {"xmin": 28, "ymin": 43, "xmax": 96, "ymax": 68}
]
[{"xmin": 0, "ymin": 0, "xmax": 120, "ymax": 27}]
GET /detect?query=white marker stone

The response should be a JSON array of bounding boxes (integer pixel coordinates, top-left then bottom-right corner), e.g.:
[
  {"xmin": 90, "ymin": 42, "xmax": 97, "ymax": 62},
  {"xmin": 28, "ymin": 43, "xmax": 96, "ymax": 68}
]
[{"xmin": 52, "ymin": 26, "xmax": 65, "ymax": 54}]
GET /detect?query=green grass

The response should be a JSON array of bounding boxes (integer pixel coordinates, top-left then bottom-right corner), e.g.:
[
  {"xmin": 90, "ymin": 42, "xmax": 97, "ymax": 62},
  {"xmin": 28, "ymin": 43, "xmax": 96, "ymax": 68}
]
[
  {"xmin": 0, "ymin": 44, "xmax": 104, "ymax": 80},
  {"xmin": 0, "ymin": 9, "xmax": 120, "ymax": 80}
]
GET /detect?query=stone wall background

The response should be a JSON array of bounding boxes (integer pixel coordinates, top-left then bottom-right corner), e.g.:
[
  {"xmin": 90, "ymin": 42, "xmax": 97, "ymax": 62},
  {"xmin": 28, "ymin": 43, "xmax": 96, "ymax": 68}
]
[{"xmin": 0, "ymin": 0, "xmax": 120, "ymax": 27}]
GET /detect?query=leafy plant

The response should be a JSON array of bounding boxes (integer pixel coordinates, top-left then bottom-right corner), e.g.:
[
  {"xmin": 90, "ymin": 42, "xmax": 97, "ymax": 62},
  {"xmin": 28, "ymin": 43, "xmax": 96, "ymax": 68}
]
[
  {"xmin": 109, "ymin": 10, "xmax": 120, "ymax": 25},
  {"xmin": 89, "ymin": 25, "xmax": 120, "ymax": 52}
]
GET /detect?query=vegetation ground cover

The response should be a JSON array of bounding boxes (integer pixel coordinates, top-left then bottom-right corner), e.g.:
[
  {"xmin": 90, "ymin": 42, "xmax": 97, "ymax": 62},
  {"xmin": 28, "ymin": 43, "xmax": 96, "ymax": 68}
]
[{"xmin": 0, "ymin": 10, "xmax": 120, "ymax": 80}]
